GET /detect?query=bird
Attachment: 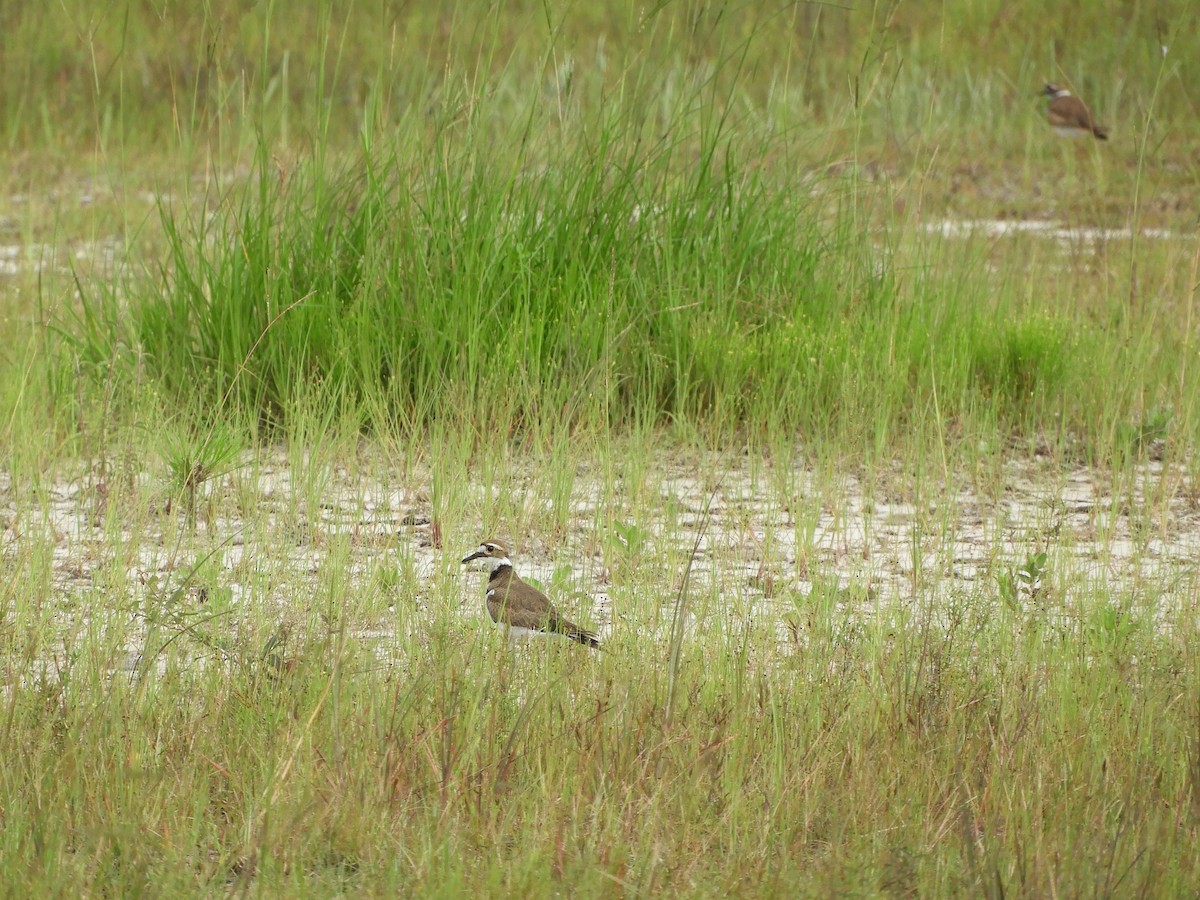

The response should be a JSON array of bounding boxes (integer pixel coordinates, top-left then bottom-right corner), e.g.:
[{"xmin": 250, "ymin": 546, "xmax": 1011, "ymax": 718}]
[
  {"xmin": 1041, "ymin": 83, "xmax": 1108, "ymax": 140},
  {"xmin": 460, "ymin": 539, "xmax": 601, "ymax": 648}
]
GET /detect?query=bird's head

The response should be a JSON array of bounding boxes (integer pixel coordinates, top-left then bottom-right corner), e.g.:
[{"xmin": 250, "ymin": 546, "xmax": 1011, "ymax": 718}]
[{"xmin": 461, "ymin": 539, "xmax": 513, "ymax": 572}]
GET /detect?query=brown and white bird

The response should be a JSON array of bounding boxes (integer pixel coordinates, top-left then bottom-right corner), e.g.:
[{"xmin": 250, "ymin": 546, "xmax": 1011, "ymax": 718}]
[
  {"xmin": 461, "ymin": 540, "xmax": 601, "ymax": 648},
  {"xmin": 1041, "ymin": 83, "xmax": 1108, "ymax": 140}
]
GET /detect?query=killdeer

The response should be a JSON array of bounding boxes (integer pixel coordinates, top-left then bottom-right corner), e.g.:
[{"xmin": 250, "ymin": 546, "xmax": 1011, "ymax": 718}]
[
  {"xmin": 1041, "ymin": 83, "xmax": 1108, "ymax": 140},
  {"xmin": 461, "ymin": 540, "xmax": 601, "ymax": 648}
]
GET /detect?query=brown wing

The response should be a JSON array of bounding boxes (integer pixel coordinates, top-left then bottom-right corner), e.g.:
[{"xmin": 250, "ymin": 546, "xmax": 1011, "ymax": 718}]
[
  {"xmin": 490, "ymin": 576, "xmax": 601, "ymax": 648},
  {"xmin": 488, "ymin": 575, "xmax": 552, "ymax": 626},
  {"xmin": 535, "ymin": 609, "xmax": 600, "ymax": 647},
  {"xmin": 1048, "ymin": 96, "xmax": 1102, "ymax": 132}
]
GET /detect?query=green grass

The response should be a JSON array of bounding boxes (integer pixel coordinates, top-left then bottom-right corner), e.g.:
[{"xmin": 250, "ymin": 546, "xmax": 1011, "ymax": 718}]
[
  {"xmin": 3, "ymin": 0, "xmax": 1200, "ymax": 894},
  {"xmin": 55, "ymin": 117, "xmax": 1200, "ymax": 467}
]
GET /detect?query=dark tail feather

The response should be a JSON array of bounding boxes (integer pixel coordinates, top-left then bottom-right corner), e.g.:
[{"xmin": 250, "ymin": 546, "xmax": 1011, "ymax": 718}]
[
  {"xmin": 1094, "ymin": 125, "xmax": 1108, "ymax": 140},
  {"xmin": 569, "ymin": 629, "xmax": 602, "ymax": 649}
]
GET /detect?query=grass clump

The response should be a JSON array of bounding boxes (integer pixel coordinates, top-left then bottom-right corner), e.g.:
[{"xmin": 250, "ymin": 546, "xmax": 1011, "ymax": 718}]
[
  {"xmin": 81, "ymin": 126, "xmax": 853, "ymax": 441},
  {"xmin": 70, "ymin": 136, "xmax": 1139, "ymax": 460},
  {"xmin": 970, "ymin": 312, "xmax": 1072, "ymax": 408}
]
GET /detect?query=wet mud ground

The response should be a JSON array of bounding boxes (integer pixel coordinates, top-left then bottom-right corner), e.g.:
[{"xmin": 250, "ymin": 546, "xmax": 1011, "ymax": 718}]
[{"xmin": 5, "ymin": 450, "xmax": 1198, "ymax": 668}]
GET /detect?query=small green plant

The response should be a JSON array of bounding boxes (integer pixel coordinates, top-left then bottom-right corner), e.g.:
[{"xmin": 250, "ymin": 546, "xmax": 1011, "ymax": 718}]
[
  {"xmin": 1086, "ymin": 597, "xmax": 1140, "ymax": 652},
  {"xmin": 610, "ymin": 521, "xmax": 649, "ymax": 557},
  {"xmin": 160, "ymin": 422, "xmax": 243, "ymax": 527},
  {"xmin": 1116, "ymin": 405, "xmax": 1172, "ymax": 457},
  {"xmin": 606, "ymin": 521, "xmax": 651, "ymax": 581},
  {"xmin": 997, "ymin": 550, "xmax": 1049, "ymax": 612}
]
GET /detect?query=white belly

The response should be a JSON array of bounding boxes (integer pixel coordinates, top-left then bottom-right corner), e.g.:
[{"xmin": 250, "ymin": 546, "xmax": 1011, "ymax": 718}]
[{"xmin": 504, "ymin": 626, "xmax": 548, "ymax": 640}]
